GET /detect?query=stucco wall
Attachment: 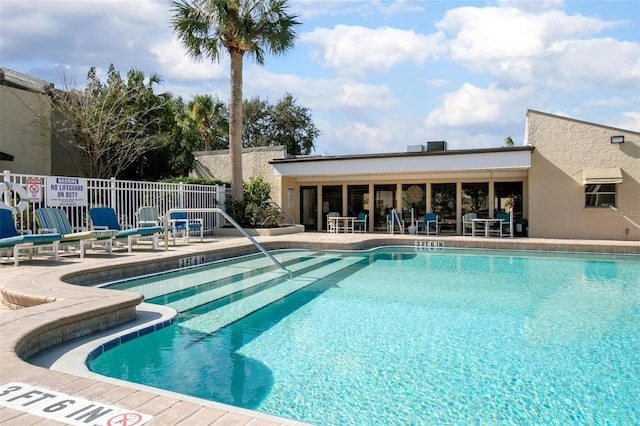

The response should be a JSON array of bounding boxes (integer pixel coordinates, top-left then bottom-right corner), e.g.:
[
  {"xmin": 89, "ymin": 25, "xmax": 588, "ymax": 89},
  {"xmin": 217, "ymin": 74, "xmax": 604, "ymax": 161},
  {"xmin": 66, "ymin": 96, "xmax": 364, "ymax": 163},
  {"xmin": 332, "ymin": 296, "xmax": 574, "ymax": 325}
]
[
  {"xmin": 192, "ymin": 145, "xmax": 288, "ymax": 206},
  {"xmin": 0, "ymin": 85, "xmax": 52, "ymax": 175},
  {"xmin": 527, "ymin": 110, "xmax": 640, "ymax": 240}
]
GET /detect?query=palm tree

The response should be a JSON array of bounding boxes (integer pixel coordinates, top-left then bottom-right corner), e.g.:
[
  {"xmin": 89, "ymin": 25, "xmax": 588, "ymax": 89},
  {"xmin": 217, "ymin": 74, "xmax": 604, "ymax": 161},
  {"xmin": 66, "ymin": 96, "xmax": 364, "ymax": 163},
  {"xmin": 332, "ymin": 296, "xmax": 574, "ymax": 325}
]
[
  {"xmin": 187, "ymin": 94, "xmax": 229, "ymax": 151},
  {"xmin": 171, "ymin": 0, "xmax": 300, "ymax": 203}
]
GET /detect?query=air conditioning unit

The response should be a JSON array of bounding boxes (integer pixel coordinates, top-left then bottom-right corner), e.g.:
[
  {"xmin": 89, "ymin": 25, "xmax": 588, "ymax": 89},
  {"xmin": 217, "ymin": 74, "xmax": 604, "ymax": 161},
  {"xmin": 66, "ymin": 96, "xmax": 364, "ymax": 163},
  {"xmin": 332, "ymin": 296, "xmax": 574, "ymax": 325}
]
[
  {"xmin": 427, "ymin": 141, "xmax": 447, "ymax": 152},
  {"xmin": 406, "ymin": 145, "xmax": 424, "ymax": 152}
]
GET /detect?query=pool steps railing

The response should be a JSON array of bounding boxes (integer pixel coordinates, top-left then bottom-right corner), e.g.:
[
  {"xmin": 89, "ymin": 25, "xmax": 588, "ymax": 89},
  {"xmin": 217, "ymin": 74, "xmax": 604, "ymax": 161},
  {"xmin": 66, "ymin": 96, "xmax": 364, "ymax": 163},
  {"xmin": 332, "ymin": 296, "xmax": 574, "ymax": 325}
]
[
  {"xmin": 164, "ymin": 208, "xmax": 290, "ymax": 276},
  {"xmin": 260, "ymin": 200, "xmax": 296, "ymax": 225},
  {"xmin": 178, "ymin": 255, "xmax": 364, "ymax": 334}
]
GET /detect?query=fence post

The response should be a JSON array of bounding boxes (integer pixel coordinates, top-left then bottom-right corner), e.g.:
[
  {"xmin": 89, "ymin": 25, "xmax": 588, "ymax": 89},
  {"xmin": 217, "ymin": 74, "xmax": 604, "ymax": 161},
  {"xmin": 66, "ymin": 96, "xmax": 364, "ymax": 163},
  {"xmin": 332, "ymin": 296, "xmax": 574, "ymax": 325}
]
[
  {"xmin": 178, "ymin": 181, "xmax": 184, "ymax": 208},
  {"xmin": 110, "ymin": 177, "xmax": 117, "ymax": 210}
]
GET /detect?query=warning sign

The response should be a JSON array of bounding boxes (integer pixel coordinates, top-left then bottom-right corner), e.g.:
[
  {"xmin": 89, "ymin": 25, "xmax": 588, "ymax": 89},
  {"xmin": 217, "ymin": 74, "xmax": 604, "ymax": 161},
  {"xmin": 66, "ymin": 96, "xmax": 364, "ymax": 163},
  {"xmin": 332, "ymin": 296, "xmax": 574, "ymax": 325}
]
[
  {"xmin": 26, "ymin": 178, "xmax": 43, "ymax": 202},
  {"xmin": 45, "ymin": 177, "xmax": 88, "ymax": 207},
  {"xmin": 0, "ymin": 382, "xmax": 153, "ymax": 426}
]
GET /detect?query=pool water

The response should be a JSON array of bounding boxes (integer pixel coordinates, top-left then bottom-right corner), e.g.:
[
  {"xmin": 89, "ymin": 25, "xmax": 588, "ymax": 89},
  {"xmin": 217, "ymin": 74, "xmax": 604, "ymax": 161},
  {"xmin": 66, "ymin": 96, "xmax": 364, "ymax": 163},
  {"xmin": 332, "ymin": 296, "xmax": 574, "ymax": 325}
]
[{"xmin": 90, "ymin": 248, "xmax": 640, "ymax": 425}]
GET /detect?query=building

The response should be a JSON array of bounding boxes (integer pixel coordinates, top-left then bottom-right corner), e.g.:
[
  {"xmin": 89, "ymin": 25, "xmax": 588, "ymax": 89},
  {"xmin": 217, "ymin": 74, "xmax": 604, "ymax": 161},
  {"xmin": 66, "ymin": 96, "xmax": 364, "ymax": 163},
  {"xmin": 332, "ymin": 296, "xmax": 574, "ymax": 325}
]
[
  {"xmin": 0, "ymin": 68, "xmax": 76, "ymax": 176},
  {"xmin": 194, "ymin": 110, "xmax": 639, "ymax": 241}
]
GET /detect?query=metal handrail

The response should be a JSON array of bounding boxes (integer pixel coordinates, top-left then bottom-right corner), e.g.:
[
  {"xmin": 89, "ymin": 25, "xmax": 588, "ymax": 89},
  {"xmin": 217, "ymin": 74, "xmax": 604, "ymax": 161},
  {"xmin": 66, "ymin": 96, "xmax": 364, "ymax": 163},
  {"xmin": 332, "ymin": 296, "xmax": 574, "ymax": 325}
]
[
  {"xmin": 164, "ymin": 208, "xmax": 289, "ymax": 274},
  {"xmin": 260, "ymin": 200, "xmax": 295, "ymax": 225},
  {"xmin": 389, "ymin": 208, "xmax": 404, "ymax": 235}
]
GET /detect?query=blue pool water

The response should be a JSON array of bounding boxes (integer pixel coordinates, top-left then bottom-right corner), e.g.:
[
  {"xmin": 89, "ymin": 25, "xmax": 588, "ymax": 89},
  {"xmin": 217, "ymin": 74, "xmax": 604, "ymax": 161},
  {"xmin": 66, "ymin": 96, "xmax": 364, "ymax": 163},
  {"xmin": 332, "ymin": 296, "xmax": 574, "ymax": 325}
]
[{"xmin": 90, "ymin": 248, "xmax": 640, "ymax": 425}]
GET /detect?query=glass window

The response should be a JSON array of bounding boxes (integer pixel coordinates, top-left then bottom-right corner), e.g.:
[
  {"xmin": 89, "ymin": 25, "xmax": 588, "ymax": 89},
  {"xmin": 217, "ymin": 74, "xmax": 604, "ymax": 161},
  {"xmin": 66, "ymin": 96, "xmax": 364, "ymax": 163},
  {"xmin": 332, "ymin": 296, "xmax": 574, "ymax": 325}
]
[
  {"xmin": 495, "ymin": 181, "xmax": 523, "ymax": 217},
  {"xmin": 585, "ymin": 184, "xmax": 616, "ymax": 208},
  {"xmin": 462, "ymin": 183, "xmax": 489, "ymax": 217},
  {"xmin": 431, "ymin": 183, "xmax": 456, "ymax": 233},
  {"xmin": 347, "ymin": 185, "xmax": 369, "ymax": 217},
  {"xmin": 402, "ymin": 184, "xmax": 426, "ymax": 223}
]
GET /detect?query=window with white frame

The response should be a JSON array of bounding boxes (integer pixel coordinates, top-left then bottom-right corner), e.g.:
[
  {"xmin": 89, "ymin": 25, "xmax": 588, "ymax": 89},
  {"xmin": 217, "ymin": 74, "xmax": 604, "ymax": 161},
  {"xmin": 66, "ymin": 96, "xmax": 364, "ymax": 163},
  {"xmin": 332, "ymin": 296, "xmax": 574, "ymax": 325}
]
[{"xmin": 585, "ymin": 184, "xmax": 616, "ymax": 208}]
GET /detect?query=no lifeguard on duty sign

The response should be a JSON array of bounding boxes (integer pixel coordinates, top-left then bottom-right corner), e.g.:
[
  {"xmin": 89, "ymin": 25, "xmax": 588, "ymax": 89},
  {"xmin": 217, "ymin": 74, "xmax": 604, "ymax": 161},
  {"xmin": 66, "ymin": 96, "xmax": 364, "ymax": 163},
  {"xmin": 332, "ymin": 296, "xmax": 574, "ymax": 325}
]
[{"xmin": 0, "ymin": 382, "xmax": 153, "ymax": 426}]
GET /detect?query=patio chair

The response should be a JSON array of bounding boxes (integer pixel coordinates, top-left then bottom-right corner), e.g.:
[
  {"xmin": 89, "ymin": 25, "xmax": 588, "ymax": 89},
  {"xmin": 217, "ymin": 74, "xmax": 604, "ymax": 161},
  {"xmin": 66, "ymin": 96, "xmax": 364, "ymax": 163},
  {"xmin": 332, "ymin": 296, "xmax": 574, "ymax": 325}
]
[
  {"xmin": 0, "ymin": 208, "xmax": 61, "ymax": 266},
  {"xmin": 136, "ymin": 206, "xmax": 162, "ymax": 227},
  {"xmin": 169, "ymin": 211, "xmax": 203, "ymax": 242},
  {"xmin": 462, "ymin": 212, "xmax": 478, "ymax": 236},
  {"xmin": 495, "ymin": 212, "xmax": 511, "ymax": 237},
  {"xmin": 418, "ymin": 213, "xmax": 439, "ymax": 236},
  {"xmin": 353, "ymin": 212, "xmax": 368, "ymax": 233},
  {"xmin": 327, "ymin": 212, "xmax": 340, "ymax": 233},
  {"xmin": 89, "ymin": 207, "xmax": 163, "ymax": 252},
  {"xmin": 34, "ymin": 207, "xmax": 117, "ymax": 258}
]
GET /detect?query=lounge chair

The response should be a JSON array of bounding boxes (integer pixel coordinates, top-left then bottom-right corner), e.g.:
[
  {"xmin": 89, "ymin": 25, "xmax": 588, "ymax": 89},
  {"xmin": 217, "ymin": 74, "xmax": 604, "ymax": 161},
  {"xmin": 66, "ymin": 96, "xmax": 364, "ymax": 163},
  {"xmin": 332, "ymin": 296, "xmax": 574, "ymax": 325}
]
[
  {"xmin": 169, "ymin": 211, "xmax": 203, "ymax": 242},
  {"xmin": 462, "ymin": 212, "xmax": 478, "ymax": 236},
  {"xmin": 0, "ymin": 208, "xmax": 61, "ymax": 266},
  {"xmin": 353, "ymin": 212, "xmax": 368, "ymax": 233},
  {"xmin": 418, "ymin": 213, "xmax": 438, "ymax": 236},
  {"xmin": 34, "ymin": 207, "xmax": 117, "ymax": 258},
  {"xmin": 89, "ymin": 207, "xmax": 163, "ymax": 252}
]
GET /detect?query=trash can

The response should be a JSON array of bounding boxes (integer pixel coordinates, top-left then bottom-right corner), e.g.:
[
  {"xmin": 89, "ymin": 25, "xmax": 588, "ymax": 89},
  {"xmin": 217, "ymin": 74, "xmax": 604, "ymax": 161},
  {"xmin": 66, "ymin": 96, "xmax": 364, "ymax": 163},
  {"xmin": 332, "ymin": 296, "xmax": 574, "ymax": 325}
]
[{"xmin": 515, "ymin": 219, "xmax": 528, "ymax": 237}]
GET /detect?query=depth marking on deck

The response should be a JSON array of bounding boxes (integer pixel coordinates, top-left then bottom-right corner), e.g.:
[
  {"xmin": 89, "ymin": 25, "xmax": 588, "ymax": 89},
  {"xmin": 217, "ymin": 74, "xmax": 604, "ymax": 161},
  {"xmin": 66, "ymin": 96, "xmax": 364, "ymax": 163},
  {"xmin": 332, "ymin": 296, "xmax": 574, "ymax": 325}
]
[{"xmin": 0, "ymin": 382, "xmax": 153, "ymax": 426}]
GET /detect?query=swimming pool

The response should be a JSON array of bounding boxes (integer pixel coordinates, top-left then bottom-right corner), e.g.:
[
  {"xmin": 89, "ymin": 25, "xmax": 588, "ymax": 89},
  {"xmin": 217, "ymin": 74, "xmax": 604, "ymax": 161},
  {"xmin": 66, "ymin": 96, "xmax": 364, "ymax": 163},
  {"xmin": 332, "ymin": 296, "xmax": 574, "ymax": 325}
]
[{"xmin": 89, "ymin": 247, "xmax": 640, "ymax": 425}]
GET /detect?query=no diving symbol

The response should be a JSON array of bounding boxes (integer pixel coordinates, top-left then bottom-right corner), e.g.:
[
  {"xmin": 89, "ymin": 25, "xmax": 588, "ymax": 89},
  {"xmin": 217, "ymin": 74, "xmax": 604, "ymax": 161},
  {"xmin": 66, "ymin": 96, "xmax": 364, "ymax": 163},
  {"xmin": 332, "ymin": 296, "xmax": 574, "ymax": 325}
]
[{"xmin": 107, "ymin": 413, "xmax": 143, "ymax": 426}]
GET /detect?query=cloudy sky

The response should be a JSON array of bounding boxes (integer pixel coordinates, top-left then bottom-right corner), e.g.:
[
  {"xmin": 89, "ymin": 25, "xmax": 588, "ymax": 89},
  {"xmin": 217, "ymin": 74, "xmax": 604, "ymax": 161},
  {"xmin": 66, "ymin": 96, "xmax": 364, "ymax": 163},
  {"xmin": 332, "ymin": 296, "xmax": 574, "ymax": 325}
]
[{"xmin": 1, "ymin": 0, "xmax": 639, "ymax": 155}]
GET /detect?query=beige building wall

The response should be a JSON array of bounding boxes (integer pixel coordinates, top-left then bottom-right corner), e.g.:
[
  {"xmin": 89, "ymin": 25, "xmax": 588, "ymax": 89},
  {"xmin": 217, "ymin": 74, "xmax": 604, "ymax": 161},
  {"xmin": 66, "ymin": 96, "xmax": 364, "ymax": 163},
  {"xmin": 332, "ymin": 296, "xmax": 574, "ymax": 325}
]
[
  {"xmin": 526, "ymin": 110, "xmax": 640, "ymax": 241},
  {"xmin": 0, "ymin": 85, "xmax": 52, "ymax": 175},
  {"xmin": 192, "ymin": 145, "xmax": 288, "ymax": 206}
]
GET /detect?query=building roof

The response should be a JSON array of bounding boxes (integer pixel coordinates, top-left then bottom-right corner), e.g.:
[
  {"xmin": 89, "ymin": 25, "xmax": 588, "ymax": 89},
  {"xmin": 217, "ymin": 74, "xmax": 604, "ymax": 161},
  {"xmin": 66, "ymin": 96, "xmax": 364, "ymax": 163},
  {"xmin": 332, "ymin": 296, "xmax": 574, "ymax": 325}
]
[
  {"xmin": 0, "ymin": 67, "xmax": 54, "ymax": 94},
  {"xmin": 270, "ymin": 146, "xmax": 534, "ymax": 179}
]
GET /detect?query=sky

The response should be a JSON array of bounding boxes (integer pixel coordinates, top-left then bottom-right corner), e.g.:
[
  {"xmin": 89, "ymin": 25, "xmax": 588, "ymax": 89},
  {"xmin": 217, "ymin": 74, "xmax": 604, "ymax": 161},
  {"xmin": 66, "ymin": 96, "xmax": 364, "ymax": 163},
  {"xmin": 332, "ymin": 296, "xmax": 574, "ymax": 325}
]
[{"xmin": 1, "ymin": 0, "xmax": 639, "ymax": 156}]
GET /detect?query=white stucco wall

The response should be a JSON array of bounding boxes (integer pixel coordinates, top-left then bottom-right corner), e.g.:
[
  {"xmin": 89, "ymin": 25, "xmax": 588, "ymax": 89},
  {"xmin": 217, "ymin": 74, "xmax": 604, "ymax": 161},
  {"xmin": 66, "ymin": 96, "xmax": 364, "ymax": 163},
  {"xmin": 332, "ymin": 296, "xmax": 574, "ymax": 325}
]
[{"xmin": 527, "ymin": 110, "xmax": 640, "ymax": 241}]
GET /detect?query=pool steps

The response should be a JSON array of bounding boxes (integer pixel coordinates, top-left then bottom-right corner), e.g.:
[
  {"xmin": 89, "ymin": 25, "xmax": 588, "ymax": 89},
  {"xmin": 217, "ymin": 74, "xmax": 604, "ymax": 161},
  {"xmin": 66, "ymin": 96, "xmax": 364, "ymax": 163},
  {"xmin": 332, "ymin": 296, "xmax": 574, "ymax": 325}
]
[
  {"xmin": 164, "ymin": 254, "xmax": 338, "ymax": 312},
  {"xmin": 178, "ymin": 255, "xmax": 364, "ymax": 334},
  {"xmin": 105, "ymin": 251, "xmax": 309, "ymax": 299}
]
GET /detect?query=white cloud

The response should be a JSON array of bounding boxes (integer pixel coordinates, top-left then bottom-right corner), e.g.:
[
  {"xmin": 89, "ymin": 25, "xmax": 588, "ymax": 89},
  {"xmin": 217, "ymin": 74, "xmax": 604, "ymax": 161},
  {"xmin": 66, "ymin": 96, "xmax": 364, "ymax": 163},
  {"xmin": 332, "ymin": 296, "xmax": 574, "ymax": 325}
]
[
  {"xmin": 616, "ymin": 111, "xmax": 640, "ymax": 132},
  {"xmin": 545, "ymin": 38, "xmax": 640, "ymax": 90},
  {"xmin": 301, "ymin": 25, "xmax": 445, "ymax": 77},
  {"xmin": 425, "ymin": 83, "xmax": 532, "ymax": 128},
  {"xmin": 150, "ymin": 39, "xmax": 228, "ymax": 82}
]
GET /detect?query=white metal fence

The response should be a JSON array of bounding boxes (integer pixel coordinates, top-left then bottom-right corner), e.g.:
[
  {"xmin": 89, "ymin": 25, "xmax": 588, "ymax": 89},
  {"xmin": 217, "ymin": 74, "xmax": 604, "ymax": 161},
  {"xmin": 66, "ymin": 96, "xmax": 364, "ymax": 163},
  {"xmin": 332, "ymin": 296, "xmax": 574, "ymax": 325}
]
[{"xmin": 2, "ymin": 170, "xmax": 227, "ymax": 234}]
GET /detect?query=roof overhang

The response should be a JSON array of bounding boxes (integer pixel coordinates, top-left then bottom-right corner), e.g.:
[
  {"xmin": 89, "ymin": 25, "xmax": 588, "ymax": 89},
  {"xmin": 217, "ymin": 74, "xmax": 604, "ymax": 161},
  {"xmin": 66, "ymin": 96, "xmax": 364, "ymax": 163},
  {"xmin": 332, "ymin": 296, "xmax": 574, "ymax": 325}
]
[
  {"xmin": 271, "ymin": 147, "xmax": 533, "ymax": 178},
  {"xmin": 582, "ymin": 167, "xmax": 623, "ymax": 185}
]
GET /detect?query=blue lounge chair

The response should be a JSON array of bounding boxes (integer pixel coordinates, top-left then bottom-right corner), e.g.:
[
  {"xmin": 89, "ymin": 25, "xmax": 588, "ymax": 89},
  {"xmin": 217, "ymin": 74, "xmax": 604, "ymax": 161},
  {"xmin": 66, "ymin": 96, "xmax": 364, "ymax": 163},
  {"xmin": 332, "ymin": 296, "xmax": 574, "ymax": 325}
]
[
  {"xmin": 89, "ymin": 207, "xmax": 163, "ymax": 252},
  {"xmin": 169, "ymin": 211, "xmax": 203, "ymax": 242},
  {"xmin": 1, "ymin": 208, "xmax": 61, "ymax": 266},
  {"xmin": 35, "ymin": 207, "xmax": 117, "ymax": 258},
  {"xmin": 417, "ymin": 213, "xmax": 439, "ymax": 236}
]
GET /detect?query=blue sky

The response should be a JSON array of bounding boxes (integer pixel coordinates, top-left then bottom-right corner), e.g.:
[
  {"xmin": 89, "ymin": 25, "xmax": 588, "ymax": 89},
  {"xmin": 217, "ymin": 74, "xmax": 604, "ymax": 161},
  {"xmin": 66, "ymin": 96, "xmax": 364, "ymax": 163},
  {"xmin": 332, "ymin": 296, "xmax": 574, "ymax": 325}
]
[{"xmin": 1, "ymin": 0, "xmax": 638, "ymax": 156}]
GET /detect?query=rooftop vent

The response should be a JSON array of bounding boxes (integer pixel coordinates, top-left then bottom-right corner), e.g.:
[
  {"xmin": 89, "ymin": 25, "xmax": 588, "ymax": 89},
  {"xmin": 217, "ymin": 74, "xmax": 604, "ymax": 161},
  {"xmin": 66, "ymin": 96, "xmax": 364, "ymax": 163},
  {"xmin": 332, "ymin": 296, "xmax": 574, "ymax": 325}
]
[{"xmin": 427, "ymin": 141, "xmax": 447, "ymax": 152}]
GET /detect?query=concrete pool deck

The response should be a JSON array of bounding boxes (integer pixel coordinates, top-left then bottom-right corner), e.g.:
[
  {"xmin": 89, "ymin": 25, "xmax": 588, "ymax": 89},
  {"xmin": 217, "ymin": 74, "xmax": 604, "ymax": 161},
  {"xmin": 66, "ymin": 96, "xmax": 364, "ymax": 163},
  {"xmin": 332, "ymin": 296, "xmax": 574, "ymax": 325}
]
[{"xmin": 1, "ymin": 232, "xmax": 639, "ymax": 425}]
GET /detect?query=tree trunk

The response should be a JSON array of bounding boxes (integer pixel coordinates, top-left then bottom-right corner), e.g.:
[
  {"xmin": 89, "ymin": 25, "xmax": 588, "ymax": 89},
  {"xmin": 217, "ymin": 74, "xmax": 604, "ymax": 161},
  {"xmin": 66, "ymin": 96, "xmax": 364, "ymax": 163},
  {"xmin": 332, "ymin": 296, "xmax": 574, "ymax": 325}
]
[{"xmin": 229, "ymin": 49, "xmax": 244, "ymax": 203}]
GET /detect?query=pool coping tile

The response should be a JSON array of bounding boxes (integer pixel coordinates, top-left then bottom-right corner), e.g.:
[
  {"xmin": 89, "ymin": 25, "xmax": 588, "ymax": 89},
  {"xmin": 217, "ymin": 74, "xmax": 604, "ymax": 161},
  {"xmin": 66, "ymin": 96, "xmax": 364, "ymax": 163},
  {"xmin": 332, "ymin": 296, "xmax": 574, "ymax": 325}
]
[{"xmin": 1, "ymin": 233, "xmax": 639, "ymax": 425}]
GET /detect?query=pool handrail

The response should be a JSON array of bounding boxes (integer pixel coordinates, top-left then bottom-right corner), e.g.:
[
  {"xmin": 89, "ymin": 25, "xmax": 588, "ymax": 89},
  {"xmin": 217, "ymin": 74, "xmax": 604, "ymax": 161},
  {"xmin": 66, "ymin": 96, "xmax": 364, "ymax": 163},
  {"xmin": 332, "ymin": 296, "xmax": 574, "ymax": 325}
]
[
  {"xmin": 163, "ymin": 208, "xmax": 290, "ymax": 275},
  {"xmin": 260, "ymin": 200, "xmax": 295, "ymax": 225}
]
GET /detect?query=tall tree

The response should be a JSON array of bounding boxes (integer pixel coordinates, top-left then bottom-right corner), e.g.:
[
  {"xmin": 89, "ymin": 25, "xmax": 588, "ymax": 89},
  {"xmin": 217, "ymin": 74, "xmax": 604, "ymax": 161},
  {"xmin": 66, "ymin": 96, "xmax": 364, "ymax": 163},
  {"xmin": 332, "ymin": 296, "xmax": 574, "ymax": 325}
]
[
  {"xmin": 171, "ymin": 0, "xmax": 301, "ymax": 203},
  {"xmin": 187, "ymin": 94, "xmax": 228, "ymax": 151},
  {"xmin": 52, "ymin": 65, "xmax": 169, "ymax": 178},
  {"xmin": 242, "ymin": 93, "xmax": 319, "ymax": 154}
]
